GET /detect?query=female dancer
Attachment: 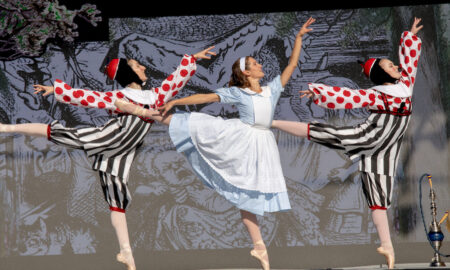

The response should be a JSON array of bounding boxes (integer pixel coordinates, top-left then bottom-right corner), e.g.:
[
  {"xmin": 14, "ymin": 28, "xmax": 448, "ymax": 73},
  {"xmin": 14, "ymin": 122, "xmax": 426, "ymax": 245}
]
[
  {"xmin": 271, "ymin": 17, "xmax": 423, "ymax": 269},
  {"xmin": 115, "ymin": 17, "xmax": 315, "ymax": 270},
  {"xmin": 0, "ymin": 46, "xmax": 216, "ymax": 270}
]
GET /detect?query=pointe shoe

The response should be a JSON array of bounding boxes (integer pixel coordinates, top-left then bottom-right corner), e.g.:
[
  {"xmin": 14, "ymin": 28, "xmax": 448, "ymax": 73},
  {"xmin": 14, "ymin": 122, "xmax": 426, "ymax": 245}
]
[
  {"xmin": 250, "ymin": 240, "xmax": 270, "ymax": 270},
  {"xmin": 116, "ymin": 247, "xmax": 136, "ymax": 270},
  {"xmin": 377, "ymin": 246, "xmax": 395, "ymax": 269}
]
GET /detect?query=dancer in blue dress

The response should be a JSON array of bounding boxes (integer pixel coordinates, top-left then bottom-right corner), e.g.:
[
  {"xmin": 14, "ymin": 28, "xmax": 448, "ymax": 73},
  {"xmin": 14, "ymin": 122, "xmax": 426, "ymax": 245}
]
[{"xmin": 115, "ymin": 17, "xmax": 315, "ymax": 270}]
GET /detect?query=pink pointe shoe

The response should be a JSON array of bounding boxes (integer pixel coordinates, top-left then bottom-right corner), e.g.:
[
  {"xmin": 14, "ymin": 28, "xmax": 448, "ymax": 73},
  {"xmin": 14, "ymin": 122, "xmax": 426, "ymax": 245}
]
[
  {"xmin": 377, "ymin": 246, "xmax": 395, "ymax": 269},
  {"xmin": 250, "ymin": 240, "xmax": 270, "ymax": 270},
  {"xmin": 116, "ymin": 246, "xmax": 136, "ymax": 270}
]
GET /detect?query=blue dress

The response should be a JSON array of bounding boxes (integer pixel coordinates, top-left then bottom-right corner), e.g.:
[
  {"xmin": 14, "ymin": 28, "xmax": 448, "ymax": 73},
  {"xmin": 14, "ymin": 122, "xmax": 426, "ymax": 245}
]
[{"xmin": 169, "ymin": 76, "xmax": 291, "ymax": 216}]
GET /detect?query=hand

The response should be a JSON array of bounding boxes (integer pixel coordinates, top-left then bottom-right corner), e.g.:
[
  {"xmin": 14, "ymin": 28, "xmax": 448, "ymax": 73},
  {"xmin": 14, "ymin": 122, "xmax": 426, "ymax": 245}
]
[
  {"xmin": 157, "ymin": 100, "xmax": 176, "ymax": 116},
  {"xmin": 193, "ymin": 46, "xmax": 217, "ymax": 60},
  {"xmin": 299, "ymin": 89, "xmax": 314, "ymax": 99},
  {"xmin": 33, "ymin": 85, "xmax": 54, "ymax": 96},
  {"xmin": 410, "ymin": 17, "xmax": 423, "ymax": 35},
  {"xmin": 296, "ymin": 17, "xmax": 315, "ymax": 38}
]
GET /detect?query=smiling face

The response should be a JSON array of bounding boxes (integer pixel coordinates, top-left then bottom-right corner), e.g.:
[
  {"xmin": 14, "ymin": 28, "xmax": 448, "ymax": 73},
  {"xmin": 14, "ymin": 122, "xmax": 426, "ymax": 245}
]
[
  {"xmin": 242, "ymin": 57, "xmax": 264, "ymax": 80},
  {"xmin": 379, "ymin": 58, "xmax": 401, "ymax": 80},
  {"xmin": 127, "ymin": 59, "xmax": 147, "ymax": 81}
]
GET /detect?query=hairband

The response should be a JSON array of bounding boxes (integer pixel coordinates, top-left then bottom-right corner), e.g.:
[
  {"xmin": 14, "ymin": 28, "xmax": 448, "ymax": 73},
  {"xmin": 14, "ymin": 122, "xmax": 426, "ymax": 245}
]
[{"xmin": 239, "ymin": 57, "xmax": 246, "ymax": 72}]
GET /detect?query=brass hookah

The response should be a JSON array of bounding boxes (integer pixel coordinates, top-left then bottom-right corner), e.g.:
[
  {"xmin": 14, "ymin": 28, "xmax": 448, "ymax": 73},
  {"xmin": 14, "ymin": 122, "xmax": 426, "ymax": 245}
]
[{"xmin": 420, "ymin": 173, "xmax": 450, "ymax": 267}]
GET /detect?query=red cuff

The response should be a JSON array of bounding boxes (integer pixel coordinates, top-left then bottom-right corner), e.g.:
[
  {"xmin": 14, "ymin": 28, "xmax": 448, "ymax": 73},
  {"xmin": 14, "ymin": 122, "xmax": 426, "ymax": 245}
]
[
  {"xmin": 307, "ymin": 123, "xmax": 311, "ymax": 140},
  {"xmin": 370, "ymin": 205, "xmax": 387, "ymax": 210},
  {"xmin": 110, "ymin": 206, "xmax": 126, "ymax": 213},
  {"xmin": 191, "ymin": 54, "xmax": 197, "ymax": 62},
  {"xmin": 47, "ymin": 124, "xmax": 51, "ymax": 141}
]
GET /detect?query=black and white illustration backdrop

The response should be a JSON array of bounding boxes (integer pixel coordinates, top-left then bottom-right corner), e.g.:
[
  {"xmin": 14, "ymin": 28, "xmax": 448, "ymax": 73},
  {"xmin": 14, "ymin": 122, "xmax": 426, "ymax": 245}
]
[{"xmin": 0, "ymin": 1, "xmax": 449, "ymax": 269}]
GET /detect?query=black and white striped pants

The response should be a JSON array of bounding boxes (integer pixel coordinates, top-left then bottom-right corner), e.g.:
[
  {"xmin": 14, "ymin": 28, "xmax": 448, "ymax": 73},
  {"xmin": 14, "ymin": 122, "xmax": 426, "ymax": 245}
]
[
  {"xmin": 47, "ymin": 114, "xmax": 152, "ymax": 212},
  {"xmin": 308, "ymin": 112, "xmax": 410, "ymax": 209},
  {"xmin": 98, "ymin": 171, "xmax": 130, "ymax": 211},
  {"xmin": 360, "ymin": 172, "xmax": 394, "ymax": 209}
]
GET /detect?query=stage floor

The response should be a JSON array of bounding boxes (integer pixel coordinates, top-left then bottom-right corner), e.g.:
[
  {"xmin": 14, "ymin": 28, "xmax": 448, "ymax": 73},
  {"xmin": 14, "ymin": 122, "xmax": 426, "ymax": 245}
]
[{"xmin": 200, "ymin": 263, "xmax": 450, "ymax": 270}]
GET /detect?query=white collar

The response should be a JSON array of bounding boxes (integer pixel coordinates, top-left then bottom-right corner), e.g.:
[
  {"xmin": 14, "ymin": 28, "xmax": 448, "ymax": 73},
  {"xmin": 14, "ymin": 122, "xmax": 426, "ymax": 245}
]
[
  {"xmin": 120, "ymin": 87, "xmax": 156, "ymax": 104},
  {"xmin": 240, "ymin": 85, "xmax": 271, "ymax": 97},
  {"xmin": 372, "ymin": 82, "xmax": 412, "ymax": 98}
]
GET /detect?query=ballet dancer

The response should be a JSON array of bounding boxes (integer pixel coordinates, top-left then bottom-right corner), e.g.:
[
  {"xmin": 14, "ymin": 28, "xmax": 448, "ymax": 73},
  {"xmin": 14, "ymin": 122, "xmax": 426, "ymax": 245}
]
[
  {"xmin": 1, "ymin": 46, "xmax": 216, "ymax": 270},
  {"xmin": 271, "ymin": 17, "xmax": 423, "ymax": 269},
  {"xmin": 114, "ymin": 17, "xmax": 316, "ymax": 270}
]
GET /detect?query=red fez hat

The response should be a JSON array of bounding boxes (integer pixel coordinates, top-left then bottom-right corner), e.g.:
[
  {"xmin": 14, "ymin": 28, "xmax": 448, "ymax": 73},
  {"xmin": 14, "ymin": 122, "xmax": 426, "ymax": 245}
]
[
  {"xmin": 359, "ymin": 58, "xmax": 377, "ymax": 78},
  {"xmin": 105, "ymin": 58, "xmax": 120, "ymax": 80}
]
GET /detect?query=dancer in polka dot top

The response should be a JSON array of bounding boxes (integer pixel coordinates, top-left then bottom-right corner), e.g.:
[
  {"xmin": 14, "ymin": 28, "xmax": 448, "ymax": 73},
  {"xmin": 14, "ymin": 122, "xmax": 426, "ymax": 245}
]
[
  {"xmin": 51, "ymin": 55, "xmax": 198, "ymax": 120},
  {"xmin": 1, "ymin": 46, "xmax": 216, "ymax": 270},
  {"xmin": 272, "ymin": 18, "xmax": 423, "ymax": 269}
]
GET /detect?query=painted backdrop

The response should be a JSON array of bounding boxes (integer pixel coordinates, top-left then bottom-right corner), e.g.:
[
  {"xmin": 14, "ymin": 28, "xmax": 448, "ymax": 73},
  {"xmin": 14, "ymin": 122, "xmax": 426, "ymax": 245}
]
[{"xmin": 1, "ymin": 4, "xmax": 449, "ymax": 259}]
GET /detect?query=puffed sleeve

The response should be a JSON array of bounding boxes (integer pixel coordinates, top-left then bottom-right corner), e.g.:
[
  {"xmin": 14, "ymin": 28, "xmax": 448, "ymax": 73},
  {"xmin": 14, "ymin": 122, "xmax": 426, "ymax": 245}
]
[
  {"xmin": 268, "ymin": 75, "xmax": 284, "ymax": 94},
  {"xmin": 53, "ymin": 79, "xmax": 119, "ymax": 111},
  {"xmin": 214, "ymin": 87, "xmax": 241, "ymax": 104}
]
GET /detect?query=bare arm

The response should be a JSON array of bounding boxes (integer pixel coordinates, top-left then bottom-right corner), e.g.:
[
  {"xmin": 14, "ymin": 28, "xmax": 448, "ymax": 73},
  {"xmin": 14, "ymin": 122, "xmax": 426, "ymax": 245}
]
[
  {"xmin": 280, "ymin": 17, "xmax": 315, "ymax": 87},
  {"xmin": 158, "ymin": 93, "xmax": 220, "ymax": 116}
]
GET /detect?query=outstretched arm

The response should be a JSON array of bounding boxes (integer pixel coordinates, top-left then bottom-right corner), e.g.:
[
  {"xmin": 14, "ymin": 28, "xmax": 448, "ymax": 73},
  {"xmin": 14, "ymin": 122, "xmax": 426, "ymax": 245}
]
[
  {"xmin": 280, "ymin": 17, "xmax": 315, "ymax": 87},
  {"xmin": 35, "ymin": 80, "xmax": 119, "ymax": 111},
  {"xmin": 299, "ymin": 83, "xmax": 387, "ymax": 110},
  {"xmin": 157, "ymin": 93, "xmax": 220, "ymax": 116},
  {"xmin": 114, "ymin": 93, "xmax": 220, "ymax": 119}
]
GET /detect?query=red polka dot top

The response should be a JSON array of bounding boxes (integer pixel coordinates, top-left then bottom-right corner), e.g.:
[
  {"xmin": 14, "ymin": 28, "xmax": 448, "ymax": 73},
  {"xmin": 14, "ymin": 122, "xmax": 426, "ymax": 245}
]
[
  {"xmin": 309, "ymin": 31, "xmax": 421, "ymax": 113},
  {"xmin": 52, "ymin": 54, "xmax": 197, "ymax": 119}
]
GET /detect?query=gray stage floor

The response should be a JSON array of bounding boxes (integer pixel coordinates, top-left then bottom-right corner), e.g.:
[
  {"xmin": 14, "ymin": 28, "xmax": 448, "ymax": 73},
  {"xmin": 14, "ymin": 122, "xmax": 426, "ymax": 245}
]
[{"xmin": 199, "ymin": 263, "xmax": 450, "ymax": 270}]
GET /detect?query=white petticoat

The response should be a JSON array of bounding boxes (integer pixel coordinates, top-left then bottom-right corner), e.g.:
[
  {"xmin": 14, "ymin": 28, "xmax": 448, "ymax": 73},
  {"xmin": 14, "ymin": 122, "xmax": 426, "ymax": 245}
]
[{"xmin": 169, "ymin": 112, "xmax": 291, "ymax": 216}]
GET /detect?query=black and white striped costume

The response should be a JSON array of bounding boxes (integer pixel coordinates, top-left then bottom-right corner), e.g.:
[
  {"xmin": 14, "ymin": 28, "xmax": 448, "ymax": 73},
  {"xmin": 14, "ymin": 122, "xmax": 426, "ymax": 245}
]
[
  {"xmin": 306, "ymin": 31, "xmax": 421, "ymax": 209},
  {"xmin": 47, "ymin": 54, "xmax": 197, "ymax": 212}
]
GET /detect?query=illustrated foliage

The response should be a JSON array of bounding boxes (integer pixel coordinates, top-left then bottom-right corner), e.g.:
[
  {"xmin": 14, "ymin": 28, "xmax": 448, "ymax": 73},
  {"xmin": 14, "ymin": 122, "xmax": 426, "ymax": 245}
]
[{"xmin": 0, "ymin": 0, "xmax": 101, "ymax": 60}]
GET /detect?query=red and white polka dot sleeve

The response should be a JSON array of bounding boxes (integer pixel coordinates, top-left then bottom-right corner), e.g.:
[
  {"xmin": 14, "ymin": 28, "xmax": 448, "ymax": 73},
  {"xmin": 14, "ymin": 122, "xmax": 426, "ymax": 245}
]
[
  {"xmin": 398, "ymin": 31, "xmax": 421, "ymax": 89},
  {"xmin": 52, "ymin": 79, "xmax": 120, "ymax": 111},
  {"xmin": 308, "ymin": 83, "xmax": 385, "ymax": 110},
  {"xmin": 152, "ymin": 54, "xmax": 197, "ymax": 107}
]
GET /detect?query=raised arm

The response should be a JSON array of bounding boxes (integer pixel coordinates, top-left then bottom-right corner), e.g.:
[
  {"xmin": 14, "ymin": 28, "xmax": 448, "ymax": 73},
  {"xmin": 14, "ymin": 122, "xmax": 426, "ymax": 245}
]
[
  {"xmin": 398, "ymin": 17, "xmax": 422, "ymax": 90},
  {"xmin": 153, "ymin": 46, "xmax": 216, "ymax": 107},
  {"xmin": 280, "ymin": 17, "xmax": 315, "ymax": 87}
]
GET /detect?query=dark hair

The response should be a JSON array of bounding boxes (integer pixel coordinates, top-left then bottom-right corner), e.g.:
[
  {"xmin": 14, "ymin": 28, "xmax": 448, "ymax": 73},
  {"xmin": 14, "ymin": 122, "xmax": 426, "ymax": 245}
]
[
  {"xmin": 115, "ymin": 58, "xmax": 144, "ymax": 87},
  {"xmin": 228, "ymin": 57, "xmax": 251, "ymax": 88},
  {"xmin": 369, "ymin": 59, "xmax": 397, "ymax": 85}
]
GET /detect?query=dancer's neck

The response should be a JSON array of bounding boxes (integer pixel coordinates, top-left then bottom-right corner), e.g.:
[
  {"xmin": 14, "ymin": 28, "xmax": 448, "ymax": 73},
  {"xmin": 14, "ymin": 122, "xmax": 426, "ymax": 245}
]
[{"xmin": 127, "ymin": 82, "xmax": 143, "ymax": 90}]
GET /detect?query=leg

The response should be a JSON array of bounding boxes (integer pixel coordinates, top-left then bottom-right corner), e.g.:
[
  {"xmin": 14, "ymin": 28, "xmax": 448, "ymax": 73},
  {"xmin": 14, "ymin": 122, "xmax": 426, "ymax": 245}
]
[
  {"xmin": 372, "ymin": 209, "xmax": 395, "ymax": 269},
  {"xmin": 0, "ymin": 123, "xmax": 48, "ymax": 137},
  {"xmin": 271, "ymin": 120, "xmax": 308, "ymax": 138},
  {"xmin": 111, "ymin": 211, "xmax": 136, "ymax": 270},
  {"xmin": 361, "ymin": 172, "xmax": 395, "ymax": 269},
  {"xmin": 99, "ymin": 172, "xmax": 136, "ymax": 270},
  {"xmin": 240, "ymin": 210, "xmax": 270, "ymax": 270}
]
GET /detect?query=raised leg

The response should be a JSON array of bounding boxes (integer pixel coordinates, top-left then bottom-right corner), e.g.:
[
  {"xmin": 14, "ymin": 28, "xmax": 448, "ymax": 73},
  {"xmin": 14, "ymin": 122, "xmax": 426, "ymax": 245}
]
[
  {"xmin": 271, "ymin": 120, "xmax": 308, "ymax": 138},
  {"xmin": 0, "ymin": 123, "xmax": 48, "ymax": 137}
]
